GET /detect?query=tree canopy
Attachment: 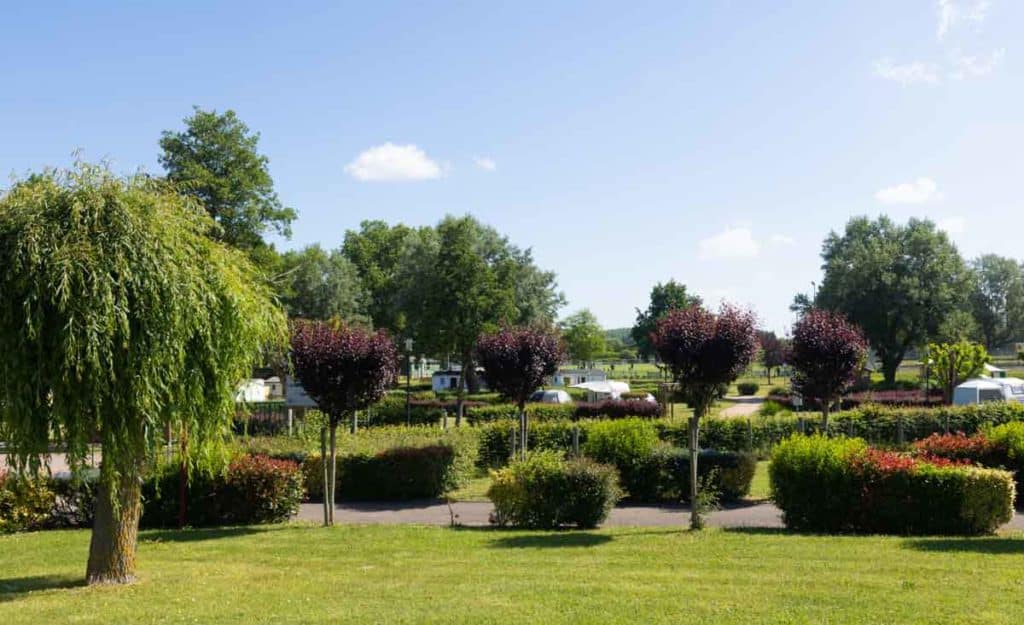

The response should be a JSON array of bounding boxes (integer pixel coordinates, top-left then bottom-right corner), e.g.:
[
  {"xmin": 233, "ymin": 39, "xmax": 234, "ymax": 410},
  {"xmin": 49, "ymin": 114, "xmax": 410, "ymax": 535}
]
[
  {"xmin": 159, "ymin": 107, "xmax": 296, "ymax": 259},
  {"xmin": 0, "ymin": 163, "xmax": 286, "ymax": 583},
  {"xmin": 969, "ymin": 254, "xmax": 1024, "ymax": 348},
  {"xmin": 810, "ymin": 216, "xmax": 969, "ymax": 383},
  {"xmin": 632, "ymin": 280, "xmax": 701, "ymax": 359},
  {"xmin": 788, "ymin": 309, "xmax": 867, "ymax": 429},
  {"xmin": 341, "ymin": 220, "xmax": 421, "ymax": 332},
  {"xmin": 275, "ymin": 245, "xmax": 368, "ymax": 324},
  {"xmin": 757, "ymin": 330, "xmax": 787, "ymax": 384},
  {"xmin": 560, "ymin": 309, "xmax": 606, "ymax": 366},
  {"xmin": 927, "ymin": 341, "xmax": 989, "ymax": 405}
]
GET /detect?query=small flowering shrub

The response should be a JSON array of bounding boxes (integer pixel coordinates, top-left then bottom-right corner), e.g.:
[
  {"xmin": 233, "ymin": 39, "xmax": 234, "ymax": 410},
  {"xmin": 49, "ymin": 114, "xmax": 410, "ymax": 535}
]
[
  {"xmin": 0, "ymin": 472, "xmax": 54, "ymax": 533},
  {"xmin": 488, "ymin": 451, "xmax": 621, "ymax": 529},
  {"xmin": 770, "ymin": 435, "xmax": 1014, "ymax": 535}
]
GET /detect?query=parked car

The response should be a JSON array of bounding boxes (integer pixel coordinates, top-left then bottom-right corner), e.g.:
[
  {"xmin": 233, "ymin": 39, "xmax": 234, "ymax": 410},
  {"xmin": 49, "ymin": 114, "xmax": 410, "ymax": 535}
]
[{"xmin": 529, "ymin": 389, "xmax": 574, "ymax": 404}]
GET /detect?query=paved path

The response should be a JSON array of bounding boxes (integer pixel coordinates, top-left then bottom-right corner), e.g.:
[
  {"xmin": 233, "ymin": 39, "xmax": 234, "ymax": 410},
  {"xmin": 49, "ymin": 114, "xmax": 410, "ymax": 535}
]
[
  {"xmin": 718, "ymin": 396, "xmax": 764, "ymax": 418},
  {"xmin": 296, "ymin": 500, "xmax": 1024, "ymax": 531}
]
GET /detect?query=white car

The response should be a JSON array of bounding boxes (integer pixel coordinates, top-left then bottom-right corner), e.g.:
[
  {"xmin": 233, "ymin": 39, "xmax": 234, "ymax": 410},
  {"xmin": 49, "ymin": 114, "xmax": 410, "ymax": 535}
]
[{"xmin": 529, "ymin": 389, "xmax": 574, "ymax": 404}]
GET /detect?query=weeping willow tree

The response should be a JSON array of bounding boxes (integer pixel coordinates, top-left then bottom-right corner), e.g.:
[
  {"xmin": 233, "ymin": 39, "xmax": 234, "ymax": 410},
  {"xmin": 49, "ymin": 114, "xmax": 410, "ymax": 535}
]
[{"xmin": 0, "ymin": 163, "xmax": 286, "ymax": 584}]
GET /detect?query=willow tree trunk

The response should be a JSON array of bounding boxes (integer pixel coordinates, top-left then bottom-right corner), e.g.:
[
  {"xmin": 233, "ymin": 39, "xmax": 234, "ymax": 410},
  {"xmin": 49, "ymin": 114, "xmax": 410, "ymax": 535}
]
[
  {"xmin": 86, "ymin": 463, "xmax": 143, "ymax": 585},
  {"xmin": 688, "ymin": 411, "xmax": 701, "ymax": 530}
]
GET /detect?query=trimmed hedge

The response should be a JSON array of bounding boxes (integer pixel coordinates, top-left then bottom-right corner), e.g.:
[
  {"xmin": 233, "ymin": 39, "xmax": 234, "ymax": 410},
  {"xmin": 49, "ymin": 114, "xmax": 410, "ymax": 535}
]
[
  {"xmin": 303, "ymin": 444, "xmax": 462, "ymax": 501},
  {"xmin": 737, "ymin": 382, "xmax": 759, "ymax": 396},
  {"xmin": 914, "ymin": 423, "xmax": 1024, "ymax": 506},
  {"xmin": 488, "ymin": 451, "xmax": 621, "ymax": 529},
  {"xmin": 770, "ymin": 435, "xmax": 1014, "ymax": 535},
  {"xmin": 141, "ymin": 455, "xmax": 304, "ymax": 528}
]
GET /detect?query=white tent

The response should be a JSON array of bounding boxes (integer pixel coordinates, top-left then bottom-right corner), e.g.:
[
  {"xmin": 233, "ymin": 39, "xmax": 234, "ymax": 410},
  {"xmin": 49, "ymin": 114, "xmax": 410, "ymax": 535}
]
[
  {"xmin": 983, "ymin": 363, "xmax": 1008, "ymax": 378},
  {"xmin": 571, "ymin": 380, "xmax": 630, "ymax": 401}
]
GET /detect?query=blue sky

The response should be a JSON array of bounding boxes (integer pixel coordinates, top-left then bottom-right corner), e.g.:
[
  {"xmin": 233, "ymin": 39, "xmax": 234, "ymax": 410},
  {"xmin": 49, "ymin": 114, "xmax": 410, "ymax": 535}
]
[{"xmin": 2, "ymin": 1, "xmax": 1021, "ymax": 333}]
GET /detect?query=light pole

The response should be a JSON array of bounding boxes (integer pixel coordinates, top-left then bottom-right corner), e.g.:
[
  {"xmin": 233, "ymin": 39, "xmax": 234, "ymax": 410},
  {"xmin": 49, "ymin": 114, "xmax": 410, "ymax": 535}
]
[{"xmin": 405, "ymin": 338, "xmax": 414, "ymax": 426}]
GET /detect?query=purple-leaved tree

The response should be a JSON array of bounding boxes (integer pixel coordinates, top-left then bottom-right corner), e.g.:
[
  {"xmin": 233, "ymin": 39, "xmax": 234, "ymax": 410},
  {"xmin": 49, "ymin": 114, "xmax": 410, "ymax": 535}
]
[
  {"xmin": 290, "ymin": 320, "xmax": 398, "ymax": 525},
  {"xmin": 653, "ymin": 304, "xmax": 757, "ymax": 529},
  {"xmin": 477, "ymin": 326, "xmax": 564, "ymax": 460},
  {"xmin": 788, "ymin": 309, "xmax": 867, "ymax": 430}
]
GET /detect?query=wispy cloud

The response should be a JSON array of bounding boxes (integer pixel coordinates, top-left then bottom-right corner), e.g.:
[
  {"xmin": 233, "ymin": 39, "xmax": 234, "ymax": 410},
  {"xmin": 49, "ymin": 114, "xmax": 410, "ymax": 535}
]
[
  {"xmin": 473, "ymin": 156, "xmax": 496, "ymax": 171},
  {"xmin": 698, "ymin": 227, "xmax": 761, "ymax": 261},
  {"xmin": 874, "ymin": 59, "xmax": 941, "ymax": 85},
  {"xmin": 875, "ymin": 178, "xmax": 942, "ymax": 205},
  {"xmin": 937, "ymin": 0, "xmax": 991, "ymax": 40},
  {"xmin": 949, "ymin": 47, "xmax": 1004, "ymax": 79},
  {"xmin": 345, "ymin": 143, "xmax": 443, "ymax": 182}
]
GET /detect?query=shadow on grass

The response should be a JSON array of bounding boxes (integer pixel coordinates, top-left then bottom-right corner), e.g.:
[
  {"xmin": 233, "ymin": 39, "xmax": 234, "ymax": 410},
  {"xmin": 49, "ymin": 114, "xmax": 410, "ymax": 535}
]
[
  {"xmin": 0, "ymin": 575, "xmax": 84, "ymax": 601},
  {"xmin": 139, "ymin": 526, "xmax": 268, "ymax": 543},
  {"xmin": 720, "ymin": 527, "xmax": 792, "ymax": 536},
  {"xmin": 489, "ymin": 533, "xmax": 613, "ymax": 549},
  {"xmin": 903, "ymin": 537, "xmax": 1024, "ymax": 555}
]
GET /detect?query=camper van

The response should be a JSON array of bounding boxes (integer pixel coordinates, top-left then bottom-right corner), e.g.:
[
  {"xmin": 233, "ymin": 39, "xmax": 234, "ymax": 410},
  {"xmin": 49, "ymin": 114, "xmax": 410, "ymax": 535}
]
[{"xmin": 952, "ymin": 377, "xmax": 1024, "ymax": 406}]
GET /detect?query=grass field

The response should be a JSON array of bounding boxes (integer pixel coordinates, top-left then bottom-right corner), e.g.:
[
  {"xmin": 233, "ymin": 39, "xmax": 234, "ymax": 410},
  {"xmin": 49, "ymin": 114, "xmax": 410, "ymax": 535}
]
[{"xmin": 2, "ymin": 524, "xmax": 1023, "ymax": 624}]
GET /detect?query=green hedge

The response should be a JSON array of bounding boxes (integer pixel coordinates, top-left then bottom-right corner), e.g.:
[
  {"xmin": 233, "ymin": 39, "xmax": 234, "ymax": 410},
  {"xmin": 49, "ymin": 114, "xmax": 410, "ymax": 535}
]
[
  {"xmin": 488, "ymin": 451, "xmax": 622, "ymax": 529},
  {"xmin": 770, "ymin": 435, "xmax": 1014, "ymax": 535},
  {"xmin": 303, "ymin": 444, "xmax": 464, "ymax": 501}
]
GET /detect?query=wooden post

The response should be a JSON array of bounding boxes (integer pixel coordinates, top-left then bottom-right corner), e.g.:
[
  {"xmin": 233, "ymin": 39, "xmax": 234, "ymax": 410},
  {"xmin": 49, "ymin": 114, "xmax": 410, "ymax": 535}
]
[
  {"xmin": 572, "ymin": 425, "xmax": 580, "ymax": 457},
  {"xmin": 287, "ymin": 408, "xmax": 294, "ymax": 437},
  {"xmin": 897, "ymin": 415, "xmax": 905, "ymax": 446}
]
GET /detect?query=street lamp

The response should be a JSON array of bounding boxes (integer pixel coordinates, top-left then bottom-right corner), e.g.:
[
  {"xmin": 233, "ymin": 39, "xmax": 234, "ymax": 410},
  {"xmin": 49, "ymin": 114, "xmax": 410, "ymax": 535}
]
[{"xmin": 405, "ymin": 338, "xmax": 414, "ymax": 425}]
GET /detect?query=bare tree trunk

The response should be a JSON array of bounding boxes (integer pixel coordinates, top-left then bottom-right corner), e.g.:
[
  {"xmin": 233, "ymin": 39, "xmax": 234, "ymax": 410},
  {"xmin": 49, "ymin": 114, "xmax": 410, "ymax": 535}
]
[
  {"xmin": 86, "ymin": 463, "xmax": 143, "ymax": 585},
  {"xmin": 821, "ymin": 400, "xmax": 831, "ymax": 434},
  {"xmin": 767, "ymin": 367, "xmax": 772, "ymax": 385},
  {"xmin": 320, "ymin": 426, "xmax": 329, "ymax": 526},
  {"xmin": 688, "ymin": 411, "xmax": 701, "ymax": 530},
  {"xmin": 328, "ymin": 420, "xmax": 339, "ymax": 526},
  {"xmin": 456, "ymin": 371, "xmax": 465, "ymax": 427},
  {"xmin": 519, "ymin": 402, "xmax": 528, "ymax": 461}
]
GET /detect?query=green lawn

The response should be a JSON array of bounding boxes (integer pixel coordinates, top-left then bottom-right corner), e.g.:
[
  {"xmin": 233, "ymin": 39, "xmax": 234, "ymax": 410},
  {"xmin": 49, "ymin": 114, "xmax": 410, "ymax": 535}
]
[{"xmin": 2, "ymin": 524, "xmax": 1023, "ymax": 624}]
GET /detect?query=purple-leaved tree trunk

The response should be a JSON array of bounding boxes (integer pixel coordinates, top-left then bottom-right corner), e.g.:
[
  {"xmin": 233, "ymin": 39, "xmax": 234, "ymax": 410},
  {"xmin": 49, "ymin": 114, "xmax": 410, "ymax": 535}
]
[
  {"xmin": 477, "ymin": 326, "xmax": 564, "ymax": 460},
  {"xmin": 290, "ymin": 320, "xmax": 398, "ymax": 525}
]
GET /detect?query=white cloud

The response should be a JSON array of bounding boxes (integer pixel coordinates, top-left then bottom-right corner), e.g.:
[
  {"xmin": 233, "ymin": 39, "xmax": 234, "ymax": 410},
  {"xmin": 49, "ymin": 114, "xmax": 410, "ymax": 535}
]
[
  {"xmin": 949, "ymin": 47, "xmax": 1004, "ymax": 79},
  {"xmin": 770, "ymin": 234, "xmax": 795, "ymax": 246},
  {"xmin": 875, "ymin": 177, "xmax": 941, "ymax": 205},
  {"xmin": 473, "ymin": 156, "xmax": 496, "ymax": 171},
  {"xmin": 698, "ymin": 227, "xmax": 761, "ymax": 261},
  {"xmin": 937, "ymin": 0, "xmax": 991, "ymax": 40},
  {"xmin": 345, "ymin": 143, "xmax": 443, "ymax": 182},
  {"xmin": 937, "ymin": 216, "xmax": 967, "ymax": 234},
  {"xmin": 873, "ymin": 59, "xmax": 941, "ymax": 85}
]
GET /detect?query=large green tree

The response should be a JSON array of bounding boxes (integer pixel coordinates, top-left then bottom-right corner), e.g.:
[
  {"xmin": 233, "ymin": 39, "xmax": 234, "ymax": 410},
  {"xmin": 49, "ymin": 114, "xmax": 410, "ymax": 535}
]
[
  {"xmin": 560, "ymin": 309, "xmax": 606, "ymax": 366},
  {"xmin": 341, "ymin": 220, "xmax": 420, "ymax": 332},
  {"xmin": 0, "ymin": 164, "xmax": 286, "ymax": 584},
  {"xmin": 808, "ymin": 216, "xmax": 969, "ymax": 384},
  {"xmin": 632, "ymin": 280, "xmax": 701, "ymax": 359},
  {"xmin": 159, "ymin": 107, "xmax": 296, "ymax": 260},
  {"xmin": 276, "ymin": 245, "xmax": 368, "ymax": 324},
  {"xmin": 969, "ymin": 254, "xmax": 1024, "ymax": 348}
]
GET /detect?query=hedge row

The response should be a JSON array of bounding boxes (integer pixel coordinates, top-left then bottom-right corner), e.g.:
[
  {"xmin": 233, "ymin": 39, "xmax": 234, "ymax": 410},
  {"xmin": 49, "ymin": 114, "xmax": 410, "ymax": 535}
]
[
  {"xmin": 770, "ymin": 436, "xmax": 1014, "ymax": 535},
  {"xmin": 0, "ymin": 455, "xmax": 304, "ymax": 533},
  {"xmin": 302, "ymin": 444, "xmax": 464, "ymax": 501},
  {"xmin": 913, "ymin": 423, "xmax": 1024, "ymax": 507}
]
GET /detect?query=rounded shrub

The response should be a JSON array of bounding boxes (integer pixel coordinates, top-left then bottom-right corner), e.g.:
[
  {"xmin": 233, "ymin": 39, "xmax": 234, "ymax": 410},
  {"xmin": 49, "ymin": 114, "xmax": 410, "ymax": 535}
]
[
  {"xmin": 737, "ymin": 382, "xmax": 759, "ymax": 396},
  {"xmin": 487, "ymin": 451, "xmax": 621, "ymax": 529},
  {"xmin": 0, "ymin": 473, "xmax": 54, "ymax": 533}
]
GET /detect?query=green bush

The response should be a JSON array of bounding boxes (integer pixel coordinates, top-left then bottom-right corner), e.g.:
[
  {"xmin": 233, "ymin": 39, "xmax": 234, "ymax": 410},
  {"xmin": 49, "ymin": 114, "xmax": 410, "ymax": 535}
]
[
  {"xmin": 618, "ymin": 448, "xmax": 757, "ymax": 502},
  {"xmin": 758, "ymin": 400, "xmax": 786, "ymax": 417},
  {"xmin": 770, "ymin": 436, "xmax": 1014, "ymax": 535},
  {"xmin": 141, "ymin": 455, "xmax": 304, "ymax": 528},
  {"xmin": 304, "ymin": 444, "xmax": 461, "ymax": 501},
  {"xmin": 488, "ymin": 451, "xmax": 621, "ymax": 529},
  {"xmin": 737, "ymin": 382, "xmax": 759, "ymax": 396},
  {"xmin": 0, "ymin": 473, "xmax": 54, "ymax": 533}
]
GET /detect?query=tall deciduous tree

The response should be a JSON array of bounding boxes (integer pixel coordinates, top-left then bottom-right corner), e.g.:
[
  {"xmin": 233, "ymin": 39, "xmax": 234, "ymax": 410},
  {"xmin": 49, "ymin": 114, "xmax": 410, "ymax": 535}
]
[
  {"xmin": 477, "ymin": 327, "xmax": 564, "ymax": 460},
  {"xmin": 289, "ymin": 320, "xmax": 397, "ymax": 525},
  {"xmin": 969, "ymin": 254, "xmax": 1024, "ymax": 348},
  {"xmin": 653, "ymin": 304, "xmax": 757, "ymax": 530},
  {"xmin": 810, "ymin": 216, "xmax": 969, "ymax": 384},
  {"xmin": 788, "ymin": 309, "xmax": 867, "ymax": 430},
  {"xmin": 927, "ymin": 341, "xmax": 989, "ymax": 405},
  {"xmin": 276, "ymin": 245, "xmax": 369, "ymax": 324},
  {"xmin": 758, "ymin": 330, "xmax": 787, "ymax": 384},
  {"xmin": 632, "ymin": 280, "xmax": 701, "ymax": 360},
  {"xmin": 159, "ymin": 107, "xmax": 296, "ymax": 261},
  {"xmin": 560, "ymin": 309, "xmax": 606, "ymax": 367},
  {"xmin": 341, "ymin": 220, "xmax": 420, "ymax": 332},
  {"xmin": 0, "ymin": 164, "xmax": 286, "ymax": 584}
]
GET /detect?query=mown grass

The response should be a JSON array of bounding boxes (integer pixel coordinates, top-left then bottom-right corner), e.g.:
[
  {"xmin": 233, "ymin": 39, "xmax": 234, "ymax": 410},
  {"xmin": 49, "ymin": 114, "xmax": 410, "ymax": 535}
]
[{"xmin": 1, "ymin": 524, "xmax": 1023, "ymax": 624}]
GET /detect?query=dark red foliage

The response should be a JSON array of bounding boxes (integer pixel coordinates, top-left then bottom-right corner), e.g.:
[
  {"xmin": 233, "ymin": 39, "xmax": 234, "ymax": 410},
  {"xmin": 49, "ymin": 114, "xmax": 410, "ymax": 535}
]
[
  {"xmin": 758, "ymin": 330, "xmax": 787, "ymax": 369},
  {"xmin": 913, "ymin": 432, "xmax": 1000, "ymax": 464},
  {"xmin": 573, "ymin": 399, "xmax": 664, "ymax": 419},
  {"xmin": 476, "ymin": 326, "xmax": 563, "ymax": 407},
  {"xmin": 289, "ymin": 320, "xmax": 398, "ymax": 421},
  {"xmin": 788, "ymin": 309, "xmax": 868, "ymax": 406},
  {"xmin": 851, "ymin": 448, "xmax": 969, "ymax": 476},
  {"xmin": 652, "ymin": 304, "xmax": 758, "ymax": 389}
]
